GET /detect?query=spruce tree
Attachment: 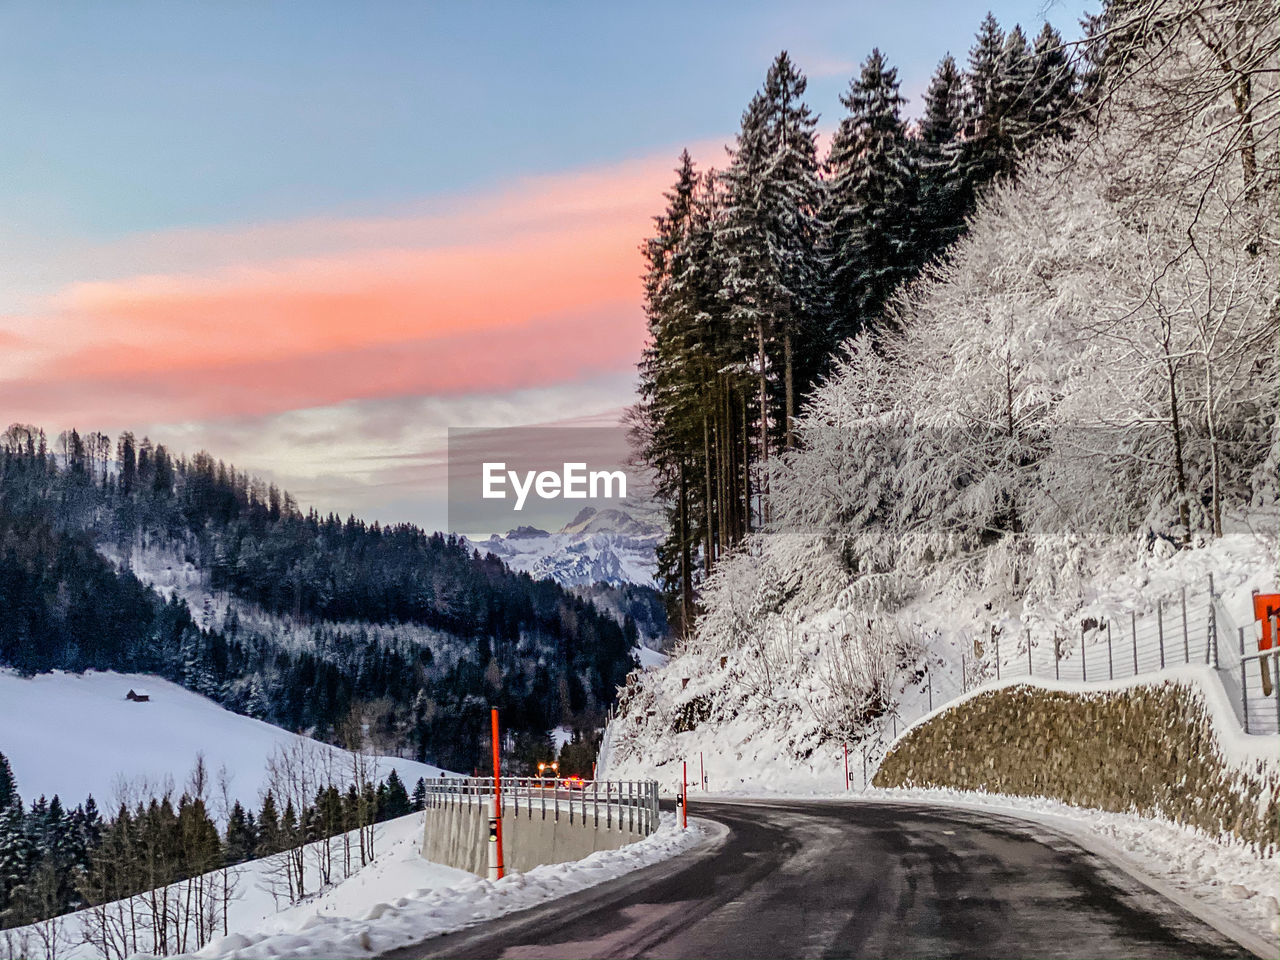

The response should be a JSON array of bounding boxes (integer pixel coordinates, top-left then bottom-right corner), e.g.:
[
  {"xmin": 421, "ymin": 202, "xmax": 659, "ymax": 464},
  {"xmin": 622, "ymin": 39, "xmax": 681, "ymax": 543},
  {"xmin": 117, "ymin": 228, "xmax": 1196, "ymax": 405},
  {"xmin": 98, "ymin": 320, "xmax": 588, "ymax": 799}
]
[
  {"xmin": 717, "ymin": 52, "xmax": 824, "ymax": 456},
  {"xmin": 224, "ymin": 801, "xmax": 255, "ymax": 864},
  {"xmin": 1028, "ymin": 23, "xmax": 1077, "ymax": 140},
  {"xmin": 0, "ymin": 799, "xmax": 31, "ymax": 914},
  {"xmin": 0, "ymin": 752, "xmax": 14, "ymax": 812},
  {"xmin": 256, "ymin": 791, "xmax": 281, "ymax": 857},
  {"xmin": 383, "ymin": 770, "xmax": 411, "ymax": 819},
  {"xmin": 961, "ymin": 13, "xmax": 1010, "ymax": 191},
  {"xmin": 915, "ymin": 54, "xmax": 968, "ymax": 259},
  {"xmin": 823, "ymin": 49, "xmax": 917, "ymax": 346}
]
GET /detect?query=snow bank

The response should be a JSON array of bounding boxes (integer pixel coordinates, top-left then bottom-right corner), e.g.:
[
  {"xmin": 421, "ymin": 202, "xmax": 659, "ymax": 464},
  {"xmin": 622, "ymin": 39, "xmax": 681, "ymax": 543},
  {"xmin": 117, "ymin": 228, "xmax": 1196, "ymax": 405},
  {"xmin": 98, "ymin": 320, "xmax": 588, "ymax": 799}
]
[{"xmin": 186, "ymin": 813, "xmax": 703, "ymax": 960}]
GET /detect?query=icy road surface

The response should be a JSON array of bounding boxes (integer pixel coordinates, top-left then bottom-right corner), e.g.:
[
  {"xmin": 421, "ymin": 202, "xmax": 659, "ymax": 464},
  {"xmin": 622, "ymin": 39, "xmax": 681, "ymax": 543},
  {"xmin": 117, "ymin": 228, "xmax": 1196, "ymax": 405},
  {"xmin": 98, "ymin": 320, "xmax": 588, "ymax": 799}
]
[{"xmin": 386, "ymin": 799, "xmax": 1251, "ymax": 959}]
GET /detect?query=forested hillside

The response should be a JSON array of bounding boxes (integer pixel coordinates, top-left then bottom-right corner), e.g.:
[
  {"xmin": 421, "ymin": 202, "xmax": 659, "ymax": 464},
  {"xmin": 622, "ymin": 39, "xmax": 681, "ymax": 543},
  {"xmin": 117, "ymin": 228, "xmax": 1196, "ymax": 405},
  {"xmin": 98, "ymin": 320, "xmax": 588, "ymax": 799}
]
[
  {"xmin": 0, "ymin": 427, "xmax": 637, "ymax": 772},
  {"xmin": 611, "ymin": 0, "xmax": 1277, "ymax": 771}
]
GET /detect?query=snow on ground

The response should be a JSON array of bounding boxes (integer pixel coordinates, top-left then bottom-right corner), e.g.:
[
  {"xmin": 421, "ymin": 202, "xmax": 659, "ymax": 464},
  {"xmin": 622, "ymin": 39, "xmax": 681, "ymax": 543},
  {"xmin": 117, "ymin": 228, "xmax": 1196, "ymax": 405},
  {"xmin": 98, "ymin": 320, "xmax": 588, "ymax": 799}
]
[
  {"xmin": 0, "ymin": 670, "xmax": 449, "ymax": 813},
  {"xmin": 186, "ymin": 812, "xmax": 702, "ymax": 960},
  {"xmin": 2, "ymin": 806, "xmax": 703, "ymax": 960},
  {"xmin": 634, "ymin": 645, "xmax": 668, "ymax": 670}
]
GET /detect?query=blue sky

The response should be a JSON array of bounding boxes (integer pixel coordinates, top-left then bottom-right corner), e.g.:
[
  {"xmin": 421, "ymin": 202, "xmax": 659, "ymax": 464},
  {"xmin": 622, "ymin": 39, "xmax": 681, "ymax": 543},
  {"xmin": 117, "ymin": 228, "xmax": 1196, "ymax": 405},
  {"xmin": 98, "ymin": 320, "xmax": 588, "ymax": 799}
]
[
  {"xmin": 0, "ymin": 0, "xmax": 1096, "ymax": 530},
  {"xmin": 1, "ymin": 1, "xmax": 1094, "ymax": 241}
]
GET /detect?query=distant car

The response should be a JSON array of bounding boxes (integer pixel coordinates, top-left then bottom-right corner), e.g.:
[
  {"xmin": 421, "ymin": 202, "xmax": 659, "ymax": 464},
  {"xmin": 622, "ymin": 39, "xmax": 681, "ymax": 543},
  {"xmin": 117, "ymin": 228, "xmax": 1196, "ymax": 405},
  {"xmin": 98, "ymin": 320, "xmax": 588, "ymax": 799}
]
[{"xmin": 564, "ymin": 775, "xmax": 587, "ymax": 790}]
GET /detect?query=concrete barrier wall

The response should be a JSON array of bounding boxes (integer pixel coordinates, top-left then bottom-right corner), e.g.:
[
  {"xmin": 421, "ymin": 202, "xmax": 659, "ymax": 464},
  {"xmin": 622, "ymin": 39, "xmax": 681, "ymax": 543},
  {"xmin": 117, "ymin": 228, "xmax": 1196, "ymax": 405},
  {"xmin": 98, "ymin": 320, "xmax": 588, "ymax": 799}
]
[{"xmin": 422, "ymin": 798, "xmax": 649, "ymax": 876}]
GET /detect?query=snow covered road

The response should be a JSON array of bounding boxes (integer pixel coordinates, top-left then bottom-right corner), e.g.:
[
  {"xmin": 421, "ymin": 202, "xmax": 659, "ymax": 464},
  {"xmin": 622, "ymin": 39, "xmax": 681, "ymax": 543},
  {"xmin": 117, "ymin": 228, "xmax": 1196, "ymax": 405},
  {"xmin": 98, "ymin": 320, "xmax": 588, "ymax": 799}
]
[{"xmin": 386, "ymin": 798, "xmax": 1253, "ymax": 959}]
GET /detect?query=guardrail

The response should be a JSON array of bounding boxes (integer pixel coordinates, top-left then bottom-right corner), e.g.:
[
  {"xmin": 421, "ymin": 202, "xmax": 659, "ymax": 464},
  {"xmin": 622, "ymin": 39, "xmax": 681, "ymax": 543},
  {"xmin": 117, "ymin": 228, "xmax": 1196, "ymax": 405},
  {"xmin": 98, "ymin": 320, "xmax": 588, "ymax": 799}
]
[{"xmin": 423, "ymin": 776, "xmax": 660, "ymax": 836}]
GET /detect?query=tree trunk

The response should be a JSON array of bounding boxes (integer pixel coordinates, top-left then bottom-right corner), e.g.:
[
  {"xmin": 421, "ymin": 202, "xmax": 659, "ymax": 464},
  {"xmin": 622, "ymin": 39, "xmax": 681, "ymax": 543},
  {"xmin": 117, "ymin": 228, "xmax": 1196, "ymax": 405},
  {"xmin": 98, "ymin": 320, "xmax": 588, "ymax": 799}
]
[
  {"xmin": 784, "ymin": 329, "xmax": 795, "ymax": 449},
  {"xmin": 1166, "ymin": 356, "xmax": 1191, "ymax": 540},
  {"xmin": 702, "ymin": 413, "xmax": 714, "ymax": 575}
]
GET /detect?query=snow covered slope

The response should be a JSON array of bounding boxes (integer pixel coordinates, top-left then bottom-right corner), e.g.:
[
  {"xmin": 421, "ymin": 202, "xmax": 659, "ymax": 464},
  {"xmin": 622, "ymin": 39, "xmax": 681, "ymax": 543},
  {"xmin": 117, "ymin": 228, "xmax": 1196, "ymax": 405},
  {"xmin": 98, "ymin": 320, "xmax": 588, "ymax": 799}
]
[
  {"xmin": 0, "ymin": 807, "xmax": 701, "ymax": 960},
  {"xmin": 0, "ymin": 670, "xmax": 449, "ymax": 811},
  {"xmin": 465, "ymin": 507, "xmax": 662, "ymax": 588},
  {"xmin": 600, "ymin": 526, "xmax": 1278, "ymax": 793}
]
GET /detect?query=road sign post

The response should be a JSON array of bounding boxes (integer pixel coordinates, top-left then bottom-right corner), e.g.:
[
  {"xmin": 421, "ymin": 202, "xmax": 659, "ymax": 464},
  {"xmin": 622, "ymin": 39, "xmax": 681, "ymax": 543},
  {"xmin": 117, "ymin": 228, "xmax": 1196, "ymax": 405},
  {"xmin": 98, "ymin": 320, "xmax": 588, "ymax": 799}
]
[
  {"xmin": 681, "ymin": 761, "xmax": 688, "ymax": 829},
  {"xmin": 489, "ymin": 708, "xmax": 504, "ymax": 881}
]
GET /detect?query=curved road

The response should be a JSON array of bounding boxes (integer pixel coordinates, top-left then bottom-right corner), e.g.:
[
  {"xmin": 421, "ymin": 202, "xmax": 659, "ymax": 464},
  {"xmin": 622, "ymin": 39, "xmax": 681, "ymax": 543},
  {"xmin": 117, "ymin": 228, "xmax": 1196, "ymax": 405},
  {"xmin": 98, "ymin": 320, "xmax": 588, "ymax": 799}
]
[{"xmin": 386, "ymin": 799, "xmax": 1251, "ymax": 959}]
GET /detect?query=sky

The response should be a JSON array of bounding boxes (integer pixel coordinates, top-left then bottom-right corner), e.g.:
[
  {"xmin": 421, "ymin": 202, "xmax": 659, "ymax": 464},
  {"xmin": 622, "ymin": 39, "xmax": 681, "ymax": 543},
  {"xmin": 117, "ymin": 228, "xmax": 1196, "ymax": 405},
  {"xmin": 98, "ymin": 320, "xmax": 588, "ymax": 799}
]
[{"xmin": 0, "ymin": 0, "xmax": 1094, "ymax": 532}]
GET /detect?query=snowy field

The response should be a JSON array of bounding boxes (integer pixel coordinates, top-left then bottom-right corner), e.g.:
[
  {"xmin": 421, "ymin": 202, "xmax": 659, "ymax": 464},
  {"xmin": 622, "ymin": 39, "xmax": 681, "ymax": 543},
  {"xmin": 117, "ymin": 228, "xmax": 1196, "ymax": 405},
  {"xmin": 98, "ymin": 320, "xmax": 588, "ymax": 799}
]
[
  {"xmin": 0, "ymin": 670, "xmax": 449, "ymax": 812},
  {"xmin": 0, "ymin": 809, "xmax": 703, "ymax": 960}
]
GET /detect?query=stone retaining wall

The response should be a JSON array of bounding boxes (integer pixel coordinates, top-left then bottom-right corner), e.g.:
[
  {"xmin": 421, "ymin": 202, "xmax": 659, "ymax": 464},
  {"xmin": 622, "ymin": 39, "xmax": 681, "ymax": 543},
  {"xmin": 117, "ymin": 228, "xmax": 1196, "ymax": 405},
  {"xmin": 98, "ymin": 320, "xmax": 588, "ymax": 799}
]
[{"xmin": 873, "ymin": 680, "xmax": 1279, "ymax": 853}]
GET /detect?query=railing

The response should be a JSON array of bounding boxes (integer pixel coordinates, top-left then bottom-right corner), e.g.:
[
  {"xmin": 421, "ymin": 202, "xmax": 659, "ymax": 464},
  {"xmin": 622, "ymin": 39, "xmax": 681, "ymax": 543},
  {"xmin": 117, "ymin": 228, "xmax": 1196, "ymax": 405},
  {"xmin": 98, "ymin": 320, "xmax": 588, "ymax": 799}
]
[
  {"xmin": 423, "ymin": 777, "xmax": 660, "ymax": 836},
  {"xmin": 1225, "ymin": 615, "xmax": 1280, "ymax": 736}
]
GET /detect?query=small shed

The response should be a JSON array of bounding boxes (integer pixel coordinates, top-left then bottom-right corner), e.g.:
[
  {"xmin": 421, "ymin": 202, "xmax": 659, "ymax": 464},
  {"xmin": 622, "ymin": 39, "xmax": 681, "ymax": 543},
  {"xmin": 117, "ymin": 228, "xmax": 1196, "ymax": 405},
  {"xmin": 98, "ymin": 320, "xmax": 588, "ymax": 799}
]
[{"xmin": 125, "ymin": 688, "xmax": 151, "ymax": 703}]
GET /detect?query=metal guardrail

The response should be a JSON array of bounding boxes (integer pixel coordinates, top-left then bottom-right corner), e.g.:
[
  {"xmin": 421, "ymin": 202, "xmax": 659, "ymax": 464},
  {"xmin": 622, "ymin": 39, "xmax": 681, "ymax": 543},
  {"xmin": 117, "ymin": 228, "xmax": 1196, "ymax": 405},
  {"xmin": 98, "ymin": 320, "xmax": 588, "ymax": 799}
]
[{"xmin": 423, "ymin": 777, "xmax": 660, "ymax": 835}]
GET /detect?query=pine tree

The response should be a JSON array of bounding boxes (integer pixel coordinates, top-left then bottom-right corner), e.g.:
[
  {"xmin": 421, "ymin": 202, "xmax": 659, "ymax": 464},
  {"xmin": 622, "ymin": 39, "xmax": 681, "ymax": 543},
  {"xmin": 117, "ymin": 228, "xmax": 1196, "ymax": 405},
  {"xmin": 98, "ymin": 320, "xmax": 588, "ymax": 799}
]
[
  {"xmin": 224, "ymin": 801, "xmax": 255, "ymax": 864},
  {"xmin": 1028, "ymin": 23, "xmax": 1077, "ymax": 140},
  {"xmin": 382, "ymin": 770, "xmax": 411, "ymax": 820},
  {"xmin": 916, "ymin": 54, "xmax": 968, "ymax": 258},
  {"xmin": 823, "ymin": 49, "xmax": 918, "ymax": 346},
  {"xmin": 717, "ymin": 51, "xmax": 824, "ymax": 456},
  {"xmin": 256, "ymin": 791, "xmax": 281, "ymax": 857},
  {"xmin": 0, "ymin": 799, "xmax": 32, "ymax": 915},
  {"xmin": 0, "ymin": 752, "xmax": 14, "ymax": 812},
  {"xmin": 411, "ymin": 777, "xmax": 427, "ymax": 812},
  {"xmin": 961, "ymin": 13, "xmax": 1010, "ymax": 190}
]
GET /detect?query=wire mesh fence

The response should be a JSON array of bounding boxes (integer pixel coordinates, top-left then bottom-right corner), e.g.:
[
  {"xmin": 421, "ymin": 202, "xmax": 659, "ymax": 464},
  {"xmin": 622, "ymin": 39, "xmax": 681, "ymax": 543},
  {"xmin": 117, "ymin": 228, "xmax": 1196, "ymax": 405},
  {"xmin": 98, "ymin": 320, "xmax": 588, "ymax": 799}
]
[{"xmin": 846, "ymin": 582, "xmax": 1279, "ymax": 790}]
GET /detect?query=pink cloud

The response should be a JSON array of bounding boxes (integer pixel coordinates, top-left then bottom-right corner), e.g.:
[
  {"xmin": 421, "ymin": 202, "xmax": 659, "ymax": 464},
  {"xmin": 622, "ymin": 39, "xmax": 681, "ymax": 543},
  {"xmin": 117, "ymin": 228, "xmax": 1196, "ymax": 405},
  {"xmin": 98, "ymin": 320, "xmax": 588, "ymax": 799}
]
[{"xmin": 2, "ymin": 141, "xmax": 724, "ymax": 430}]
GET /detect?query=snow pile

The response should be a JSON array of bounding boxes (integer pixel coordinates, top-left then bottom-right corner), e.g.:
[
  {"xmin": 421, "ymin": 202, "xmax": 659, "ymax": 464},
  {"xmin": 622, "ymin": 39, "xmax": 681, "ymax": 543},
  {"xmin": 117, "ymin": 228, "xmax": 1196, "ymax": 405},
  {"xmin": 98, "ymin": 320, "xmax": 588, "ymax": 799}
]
[
  {"xmin": 185, "ymin": 812, "xmax": 701, "ymax": 960},
  {"xmin": 0, "ymin": 670, "xmax": 447, "ymax": 812},
  {"xmin": 0, "ymin": 807, "xmax": 701, "ymax": 960}
]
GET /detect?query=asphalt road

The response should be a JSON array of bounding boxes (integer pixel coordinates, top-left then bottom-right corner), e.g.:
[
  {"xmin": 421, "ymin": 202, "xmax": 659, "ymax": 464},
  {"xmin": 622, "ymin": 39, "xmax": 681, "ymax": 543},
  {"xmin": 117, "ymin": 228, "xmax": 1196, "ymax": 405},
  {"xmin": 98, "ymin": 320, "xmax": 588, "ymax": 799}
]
[{"xmin": 385, "ymin": 798, "xmax": 1252, "ymax": 960}]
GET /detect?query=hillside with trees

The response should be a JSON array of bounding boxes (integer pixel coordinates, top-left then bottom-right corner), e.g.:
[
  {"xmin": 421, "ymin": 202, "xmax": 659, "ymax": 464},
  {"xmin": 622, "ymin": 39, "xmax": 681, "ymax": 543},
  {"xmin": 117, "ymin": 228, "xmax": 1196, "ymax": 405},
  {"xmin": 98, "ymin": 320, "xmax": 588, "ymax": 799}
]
[
  {"xmin": 0, "ymin": 427, "xmax": 638, "ymax": 773},
  {"xmin": 612, "ymin": 0, "xmax": 1277, "ymax": 768}
]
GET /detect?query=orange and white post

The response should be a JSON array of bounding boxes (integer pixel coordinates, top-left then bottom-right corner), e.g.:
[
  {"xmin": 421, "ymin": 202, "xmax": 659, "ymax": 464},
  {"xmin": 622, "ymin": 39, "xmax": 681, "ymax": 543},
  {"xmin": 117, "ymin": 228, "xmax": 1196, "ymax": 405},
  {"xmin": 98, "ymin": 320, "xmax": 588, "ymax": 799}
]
[
  {"xmin": 681, "ymin": 760, "xmax": 688, "ymax": 829},
  {"xmin": 489, "ymin": 707, "xmax": 505, "ymax": 881}
]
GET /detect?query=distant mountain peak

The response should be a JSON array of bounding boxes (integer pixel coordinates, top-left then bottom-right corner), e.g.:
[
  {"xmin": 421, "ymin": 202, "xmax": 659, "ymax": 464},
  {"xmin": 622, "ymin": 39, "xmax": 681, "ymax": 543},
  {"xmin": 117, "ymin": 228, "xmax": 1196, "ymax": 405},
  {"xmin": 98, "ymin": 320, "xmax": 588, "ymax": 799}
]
[
  {"xmin": 465, "ymin": 505, "xmax": 663, "ymax": 589},
  {"xmin": 504, "ymin": 524, "xmax": 551, "ymax": 540}
]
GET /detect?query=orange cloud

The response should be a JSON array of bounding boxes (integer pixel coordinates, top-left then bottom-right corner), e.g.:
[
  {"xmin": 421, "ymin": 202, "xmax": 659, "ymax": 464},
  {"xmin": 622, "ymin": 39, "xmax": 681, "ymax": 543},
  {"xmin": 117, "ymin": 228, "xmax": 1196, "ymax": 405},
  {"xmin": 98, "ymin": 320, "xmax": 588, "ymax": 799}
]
[{"xmin": 2, "ymin": 143, "xmax": 722, "ymax": 429}]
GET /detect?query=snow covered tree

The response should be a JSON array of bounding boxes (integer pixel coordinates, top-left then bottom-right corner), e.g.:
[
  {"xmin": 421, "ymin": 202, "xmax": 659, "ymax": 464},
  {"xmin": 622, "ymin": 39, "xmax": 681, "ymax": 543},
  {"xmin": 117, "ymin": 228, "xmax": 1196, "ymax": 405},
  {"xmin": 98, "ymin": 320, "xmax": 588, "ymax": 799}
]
[
  {"xmin": 823, "ymin": 48, "xmax": 917, "ymax": 346},
  {"xmin": 717, "ymin": 51, "xmax": 824, "ymax": 456}
]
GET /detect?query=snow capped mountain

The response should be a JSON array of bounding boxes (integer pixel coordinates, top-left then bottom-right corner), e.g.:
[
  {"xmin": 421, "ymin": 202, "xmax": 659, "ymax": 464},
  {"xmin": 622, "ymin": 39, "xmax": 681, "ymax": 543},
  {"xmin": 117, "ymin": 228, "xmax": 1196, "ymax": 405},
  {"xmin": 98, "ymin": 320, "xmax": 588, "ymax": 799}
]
[{"xmin": 466, "ymin": 506, "xmax": 663, "ymax": 589}]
